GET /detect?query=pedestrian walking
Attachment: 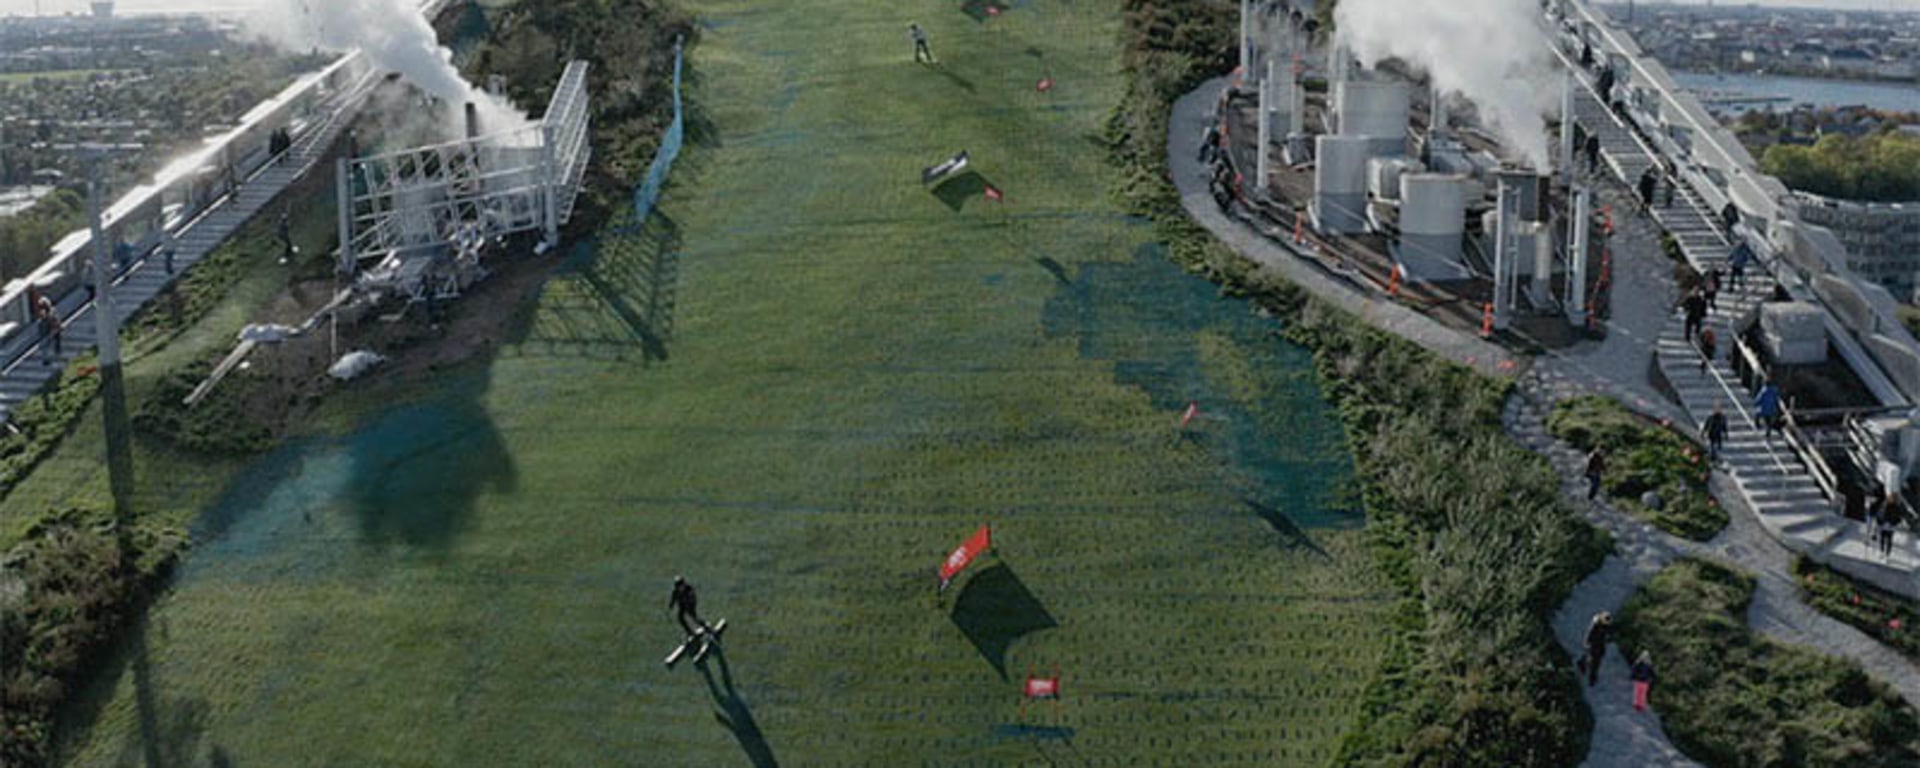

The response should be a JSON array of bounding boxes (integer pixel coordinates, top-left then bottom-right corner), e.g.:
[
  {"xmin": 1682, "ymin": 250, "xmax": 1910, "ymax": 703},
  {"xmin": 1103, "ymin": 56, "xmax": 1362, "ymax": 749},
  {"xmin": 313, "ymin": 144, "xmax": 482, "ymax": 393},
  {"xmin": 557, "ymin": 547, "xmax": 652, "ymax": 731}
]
[
  {"xmin": 668, "ymin": 575, "xmax": 713, "ymax": 640},
  {"xmin": 1703, "ymin": 405, "xmax": 1728, "ymax": 462},
  {"xmin": 909, "ymin": 23, "xmax": 934, "ymax": 64},
  {"xmin": 1637, "ymin": 167, "xmax": 1657, "ymax": 213},
  {"xmin": 1198, "ymin": 122, "xmax": 1220, "ymax": 165},
  {"xmin": 1728, "ymin": 241, "xmax": 1752, "ymax": 291},
  {"xmin": 1630, "ymin": 651, "xmax": 1656, "ymax": 711},
  {"xmin": 1681, "ymin": 288, "xmax": 1708, "ymax": 343},
  {"xmin": 1581, "ymin": 611, "xmax": 1613, "ymax": 687},
  {"xmin": 1698, "ymin": 327, "xmax": 1717, "ymax": 373},
  {"xmin": 81, "ymin": 254, "xmax": 96, "ymax": 302},
  {"xmin": 1755, "ymin": 381, "xmax": 1784, "ymax": 440},
  {"xmin": 1662, "ymin": 172, "xmax": 1676, "ymax": 208},
  {"xmin": 162, "ymin": 232, "xmax": 176, "ymax": 275},
  {"xmin": 1581, "ymin": 41, "xmax": 1595, "ymax": 69},
  {"xmin": 1704, "ymin": 268, "xmax": 1722, "ymax": 311},
  {"xmin": 1585, "ymin": 446, "xmax": 1608, "ymax": 501},
  {"xmin": 32, "ymin": 293, "xmax": 57, "ymax": 365},
  {"xmin": 1878, "ymin": 492, "xmax": 1900, "ymax": 559},
  {"xmin": 1596, "ymin": 66, "xmax": 1615, "ymax": 105},
  {"xmin": 1585, "ymin": 135, "xmax": 1601, "ymax": 174}
]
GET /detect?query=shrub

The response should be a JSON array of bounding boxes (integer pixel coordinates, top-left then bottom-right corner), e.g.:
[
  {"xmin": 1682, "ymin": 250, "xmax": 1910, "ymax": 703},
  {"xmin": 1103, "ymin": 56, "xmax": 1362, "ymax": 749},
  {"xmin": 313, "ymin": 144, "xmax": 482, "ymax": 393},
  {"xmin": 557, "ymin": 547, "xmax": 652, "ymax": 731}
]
[
  {"xmin": 0, "ymin": 508, "xmax": 186, "ymax": 766},
  {"xmin": 1795, "ymin": 557, "xmax": 1920, "ymax": 663},
  {"xmin": 1548, "ymin": 395, "xmax": 1726, "ymax": 540},
  {"xmin": 1619, "ymin": 558, "xmax": 1920, "ymax": 767},
  {"xmin": 0, "ymin": 359, "xmax": 102, "ymax": 504}
]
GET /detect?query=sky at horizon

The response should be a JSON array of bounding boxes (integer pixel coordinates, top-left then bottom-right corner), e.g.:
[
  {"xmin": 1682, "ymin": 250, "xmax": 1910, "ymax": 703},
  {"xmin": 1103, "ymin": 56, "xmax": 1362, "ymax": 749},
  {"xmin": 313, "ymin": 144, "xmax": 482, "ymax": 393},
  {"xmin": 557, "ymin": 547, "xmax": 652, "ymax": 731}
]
[{"xmin": 0, "ymin": 0, "xmax": 1915, "ymax": 13}]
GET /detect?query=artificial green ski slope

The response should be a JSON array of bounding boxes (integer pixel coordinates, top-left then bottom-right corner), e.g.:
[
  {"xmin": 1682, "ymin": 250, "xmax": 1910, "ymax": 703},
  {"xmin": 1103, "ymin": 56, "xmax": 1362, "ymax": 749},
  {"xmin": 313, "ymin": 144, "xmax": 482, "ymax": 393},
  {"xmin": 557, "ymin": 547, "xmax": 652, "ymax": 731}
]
[{"xmin": 50, "ymin": 1, "xmax": 1392, "ymax": 764}]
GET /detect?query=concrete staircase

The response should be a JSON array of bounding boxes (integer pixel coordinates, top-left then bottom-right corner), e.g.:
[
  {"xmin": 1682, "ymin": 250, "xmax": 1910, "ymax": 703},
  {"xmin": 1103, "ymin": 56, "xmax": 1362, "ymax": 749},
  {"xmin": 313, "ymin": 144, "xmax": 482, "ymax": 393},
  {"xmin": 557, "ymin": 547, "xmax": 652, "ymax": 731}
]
[
  {"xmin": 0, "ymin": 74, "xmax": 376, "ymax": 416},
  {"xmin": 1564, "ymin": 63, "xmax": 1916, "ymax": 586},
  {"xmin": 1653, "ymin": 277, "xmax": 1847, "ymax": 549},
  {"xmin": 1570, "ymin": 87, "xmax": 1732, "ymax": 273}
]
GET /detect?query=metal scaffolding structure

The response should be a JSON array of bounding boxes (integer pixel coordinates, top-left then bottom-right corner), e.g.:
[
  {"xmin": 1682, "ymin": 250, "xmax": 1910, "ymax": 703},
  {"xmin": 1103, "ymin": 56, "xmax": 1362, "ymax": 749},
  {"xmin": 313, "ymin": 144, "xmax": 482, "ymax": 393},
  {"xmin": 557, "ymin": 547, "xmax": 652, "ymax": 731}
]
[{"xmin": 337, "ymin": 60, "xmax": 592, "ymax": 279}]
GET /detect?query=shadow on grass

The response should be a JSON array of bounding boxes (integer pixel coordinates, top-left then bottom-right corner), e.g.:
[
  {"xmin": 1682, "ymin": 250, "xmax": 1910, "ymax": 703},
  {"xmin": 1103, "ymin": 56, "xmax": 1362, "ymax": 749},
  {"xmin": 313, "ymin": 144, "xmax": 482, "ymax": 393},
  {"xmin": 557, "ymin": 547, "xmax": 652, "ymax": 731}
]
[
  {"xmin": 1245, "ymin": 498, "xmax": 1330, "ymax": 559},
  {"xmin": 949, "ymin": 562, "xmax": 1056, "ymax": 680},
  {"xmin": 1034, "ymin": 256, "xmax": 1070, "ymax": 285},
  {"xmin": 960, "ymin": 0, "xmax": 1011, "ymax": 22},
  {"xmin": 546, "ymin": 210, "xmax": 680, "ymax": 364},
  {"xmin": 57, "ymin": 610, "xmax": 231, "ymax": 768},
  {"xmin": 699, "ymin": 648, "xmax": 778, "ymax": 768},
  {"xmin": 993, "ymin": 723, "xmax": 1076, "ymax": 740},
  {"xmin": 344, "ymin": 369, "xmax": 516, "ymax": 550},
  {"xmin": 931, "ymin": 171, "xmax": 996, "ymax": 212},
  {"xmin": 927, "ymin": 62, "xmax": 976, "ymax": 93}
]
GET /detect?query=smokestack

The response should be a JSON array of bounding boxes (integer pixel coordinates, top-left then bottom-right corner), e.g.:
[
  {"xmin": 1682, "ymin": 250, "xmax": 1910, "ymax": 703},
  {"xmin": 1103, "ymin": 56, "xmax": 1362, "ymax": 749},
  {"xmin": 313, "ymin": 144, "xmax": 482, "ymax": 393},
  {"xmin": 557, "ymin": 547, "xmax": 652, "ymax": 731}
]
[
  {"xmin": 1559, "ymin": 71, "xmax": 1576, "ymax": 187},
  {"xmin": 465, "ymin": 102, "xmax": 480, "ymax": 141},
  {"xmin": 1567, "ymin": 184, "xmax": 1591, "ymax": 328},
  {"xmin": 1431, "ymin": 83, "xmax": 1447, "ymax": 135}
]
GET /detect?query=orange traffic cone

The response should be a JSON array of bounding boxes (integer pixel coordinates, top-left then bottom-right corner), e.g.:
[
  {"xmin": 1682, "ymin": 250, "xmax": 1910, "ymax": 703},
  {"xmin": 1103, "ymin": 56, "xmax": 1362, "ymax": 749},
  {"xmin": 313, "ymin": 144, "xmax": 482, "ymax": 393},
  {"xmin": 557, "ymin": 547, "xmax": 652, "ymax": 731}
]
[
  {"xmin": 1387, "ymin": 264, "xmax": 1402, "ymax": 298},
  {"xmin": 1480, "ymin": 302, "xmax": 1495, "ymax": 339},
  {"xmin": 1293, "ymin": 211, "xmax": 1305, "ymax": 245}
]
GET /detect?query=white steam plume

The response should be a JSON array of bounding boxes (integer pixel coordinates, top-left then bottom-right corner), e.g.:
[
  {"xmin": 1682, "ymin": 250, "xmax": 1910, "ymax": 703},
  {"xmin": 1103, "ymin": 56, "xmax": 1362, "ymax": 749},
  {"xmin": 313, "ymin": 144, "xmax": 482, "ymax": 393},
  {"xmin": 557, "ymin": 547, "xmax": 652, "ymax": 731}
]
[
  {"xmin": 1334, "ymin": 0, "xmax": 1560, "ymax": 169},
  {"xmin": 244, "ymin": 0, "xmax": 528, "ymax": 139}
]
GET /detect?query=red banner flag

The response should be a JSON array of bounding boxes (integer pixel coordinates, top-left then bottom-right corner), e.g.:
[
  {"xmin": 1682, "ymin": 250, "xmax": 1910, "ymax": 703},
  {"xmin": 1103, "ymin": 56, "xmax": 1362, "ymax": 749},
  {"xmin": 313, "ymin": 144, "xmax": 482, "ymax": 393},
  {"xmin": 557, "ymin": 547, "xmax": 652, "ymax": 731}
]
[
  {"xmin": 1024, "ymin": 675, "xmax": 1060, "ymax": 699},
  {"xmin": 1178, "ymin": 401, "xmax": 1199, "ymax": 430},
  {"xmin": 939, "ymin": 524, "xmax": 992, "ymax": 590},
  {"xmin": 986, "ymin": 4, "xmax": 1000, "ymax": 16},
  {"xmin": 1036, "ymin": 77, "xmax": 1054, "ymax": 93},
  {"xmin": 983, "ymin": 183, "xmax": 1004, "ymax": 202}
]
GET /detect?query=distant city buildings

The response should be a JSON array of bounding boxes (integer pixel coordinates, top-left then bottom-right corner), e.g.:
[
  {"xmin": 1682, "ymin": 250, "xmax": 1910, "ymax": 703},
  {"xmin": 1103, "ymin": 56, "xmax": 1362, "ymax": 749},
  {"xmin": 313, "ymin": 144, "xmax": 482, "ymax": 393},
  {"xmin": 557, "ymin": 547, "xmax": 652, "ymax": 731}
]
[{"xmin": 1602, "ymin": 2, "xmax": 1919, "ymax": 82}]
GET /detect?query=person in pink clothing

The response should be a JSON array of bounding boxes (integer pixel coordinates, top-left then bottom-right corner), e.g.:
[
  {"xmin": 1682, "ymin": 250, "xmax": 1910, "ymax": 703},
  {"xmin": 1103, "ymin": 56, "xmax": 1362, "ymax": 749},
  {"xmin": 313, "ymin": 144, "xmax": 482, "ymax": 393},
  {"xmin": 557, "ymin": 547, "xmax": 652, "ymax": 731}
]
[{"xmin": 1631, "ymin": 651, "xmax": 1656, "ymax": 711}]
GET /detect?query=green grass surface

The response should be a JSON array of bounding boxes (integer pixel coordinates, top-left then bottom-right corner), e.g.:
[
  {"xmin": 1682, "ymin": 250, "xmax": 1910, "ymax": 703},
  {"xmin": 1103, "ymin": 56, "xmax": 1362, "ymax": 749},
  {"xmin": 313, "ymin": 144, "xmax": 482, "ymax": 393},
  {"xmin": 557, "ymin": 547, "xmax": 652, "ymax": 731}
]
[
  {"xmin": 1619, "ymin": 559, "xmax": 1920, "ymax": 767},
  {"xmin": 1549, "ymin": 395, "xmax": 1727, "ymax": 541},
  {"xmin": 36, "ymin": 1, "xmax": 1396, "ymax": 764}
]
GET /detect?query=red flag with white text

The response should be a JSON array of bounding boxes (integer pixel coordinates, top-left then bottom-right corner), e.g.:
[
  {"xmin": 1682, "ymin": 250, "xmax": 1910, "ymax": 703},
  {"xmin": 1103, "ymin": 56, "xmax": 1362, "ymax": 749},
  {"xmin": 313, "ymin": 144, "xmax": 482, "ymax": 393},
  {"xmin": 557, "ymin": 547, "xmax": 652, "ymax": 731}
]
[{"xmin": 939, "ymin": 524, "xmax": 992, "ymax": 590}]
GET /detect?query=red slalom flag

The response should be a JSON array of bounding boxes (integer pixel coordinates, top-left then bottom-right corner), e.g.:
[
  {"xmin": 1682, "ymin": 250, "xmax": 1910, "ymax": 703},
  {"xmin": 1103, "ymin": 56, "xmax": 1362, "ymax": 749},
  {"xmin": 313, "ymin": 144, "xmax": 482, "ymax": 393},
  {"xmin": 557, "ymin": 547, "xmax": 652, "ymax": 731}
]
[
  {"xmin": 986, "ymin": 4, "xmax": 1000, "ymax": 16},
  {"xmin": 939, "ymin": 524, "xmax": 993, "ymax": 591},
  {"xmin": 1178, "ymin": 400, "xmax": 1199, "ymax": 430},
  {"xmin": 1036, "ymin": 76, "xmax": 1054, "ymax": 93},
  {"xmin": 983, "ymin": 183, "xmax": 1004, "ymax": 202}
]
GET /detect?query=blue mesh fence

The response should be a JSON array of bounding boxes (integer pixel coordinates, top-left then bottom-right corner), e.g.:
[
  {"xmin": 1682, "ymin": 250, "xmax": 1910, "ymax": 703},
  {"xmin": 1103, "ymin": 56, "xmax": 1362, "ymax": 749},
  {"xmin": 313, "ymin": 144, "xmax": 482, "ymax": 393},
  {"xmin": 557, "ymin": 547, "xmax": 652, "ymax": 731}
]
[{"xmin": 628, "ymin": 35, "xmax": 685, "ymax": 232}]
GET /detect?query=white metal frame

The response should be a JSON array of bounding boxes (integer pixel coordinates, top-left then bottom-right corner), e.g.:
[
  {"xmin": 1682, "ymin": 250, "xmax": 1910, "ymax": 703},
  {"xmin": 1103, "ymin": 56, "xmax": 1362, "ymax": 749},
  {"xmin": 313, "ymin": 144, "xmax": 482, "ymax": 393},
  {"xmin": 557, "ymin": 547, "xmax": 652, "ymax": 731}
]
[{"xmin": 337, "ymin": 61, "xmax": 592, "ymax": 274}]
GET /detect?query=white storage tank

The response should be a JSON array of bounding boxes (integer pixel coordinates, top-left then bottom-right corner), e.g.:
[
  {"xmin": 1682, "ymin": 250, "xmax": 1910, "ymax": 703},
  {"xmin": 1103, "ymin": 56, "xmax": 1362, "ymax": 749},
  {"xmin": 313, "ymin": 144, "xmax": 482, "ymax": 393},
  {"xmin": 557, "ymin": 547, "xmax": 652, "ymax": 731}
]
[
  {"xmin": 1368, "ymin": 157, "xmax": 1422, "ymax": 202},
  {"xmin": 1335, "ymin": 81, "xmax": 1410, "ymax": 156},
  {"xmin": 1399, "ymin": 173, "xmax": 1469, "ymax": 280},
  {"xmin": 1314, "ymin": 135, "xmax": 1373, "ymax": 235}
]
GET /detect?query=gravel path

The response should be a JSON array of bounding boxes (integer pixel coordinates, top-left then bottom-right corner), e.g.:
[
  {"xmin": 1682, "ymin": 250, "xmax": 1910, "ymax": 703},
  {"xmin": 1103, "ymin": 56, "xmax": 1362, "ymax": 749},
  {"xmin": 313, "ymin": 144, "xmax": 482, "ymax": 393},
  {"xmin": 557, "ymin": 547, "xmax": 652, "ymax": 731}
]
[{"xmin": 1169, "ymin": 75, "xmax": 1920, "ymax": 767}]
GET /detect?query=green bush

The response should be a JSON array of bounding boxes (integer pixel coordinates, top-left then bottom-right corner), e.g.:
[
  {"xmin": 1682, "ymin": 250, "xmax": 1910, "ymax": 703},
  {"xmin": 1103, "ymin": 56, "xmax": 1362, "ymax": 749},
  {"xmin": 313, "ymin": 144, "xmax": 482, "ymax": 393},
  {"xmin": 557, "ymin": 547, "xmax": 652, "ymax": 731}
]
[
  {"xmin": 1795, "ymin": 557, "xmax": 1920, "ymax": 663},
  {"xmin": 0, "ymin": 358, "xmax": 102, "ymax": 504},
  {"xmin": 0, "ymin": 508, "xmax": 187, "ymax": 766},
  {"xmin": 1108, "ymin": 3, "xmax": 1609, "ymax": 764},
  {"xmin": 1619, "ymin": 558, "xmax": 1920, "ymax": 767},
  {"xmin": 129, "ymin": 359, "xmax": 273, "ymax": 456},
  {"xmin": 1549, "ymin": 395, "xmax": 1727, "ymax": 541}
]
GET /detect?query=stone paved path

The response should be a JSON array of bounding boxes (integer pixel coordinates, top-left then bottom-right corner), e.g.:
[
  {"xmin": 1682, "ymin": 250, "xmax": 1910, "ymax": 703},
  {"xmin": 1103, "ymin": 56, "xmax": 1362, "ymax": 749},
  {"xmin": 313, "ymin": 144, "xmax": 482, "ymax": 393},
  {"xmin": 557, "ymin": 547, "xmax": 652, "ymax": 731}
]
[{"xmin": 1170, "ymin": 76, "xmax": 1920, "ymax": 767}]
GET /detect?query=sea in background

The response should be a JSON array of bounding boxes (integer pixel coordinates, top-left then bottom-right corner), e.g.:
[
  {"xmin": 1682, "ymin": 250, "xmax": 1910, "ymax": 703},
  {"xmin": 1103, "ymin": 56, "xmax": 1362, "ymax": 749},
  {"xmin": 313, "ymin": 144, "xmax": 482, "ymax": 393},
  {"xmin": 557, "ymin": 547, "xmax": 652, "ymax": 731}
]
[{"xmin": 1675, "ymin": 70, "xmax": 1920, "ymax": 115}]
